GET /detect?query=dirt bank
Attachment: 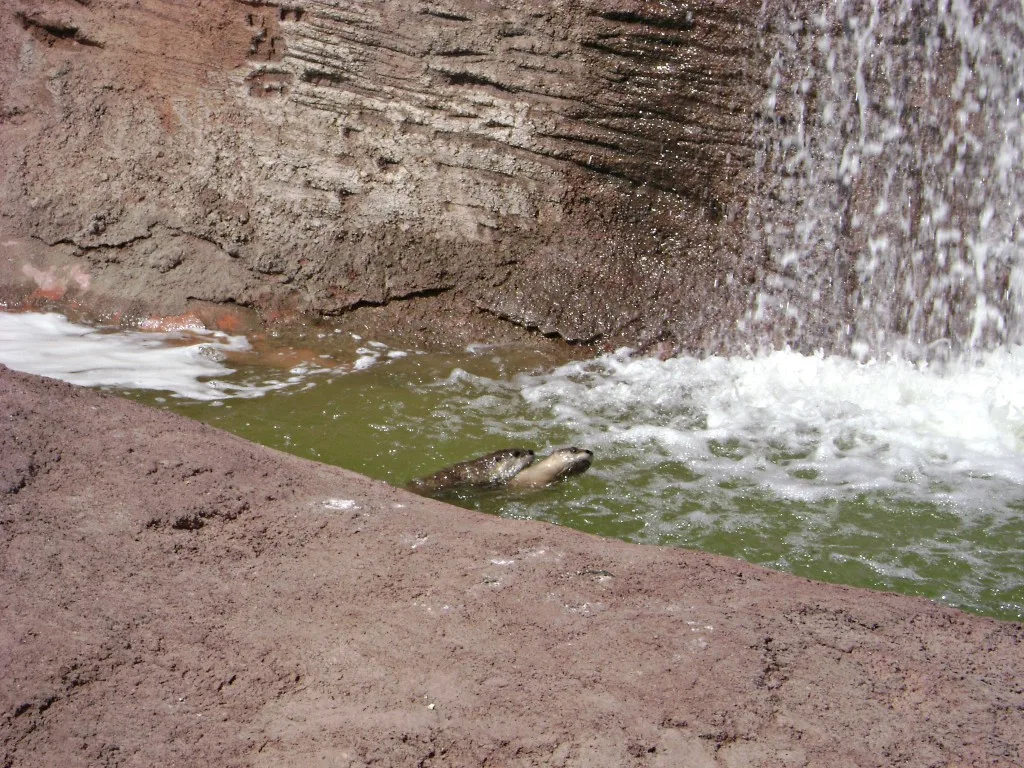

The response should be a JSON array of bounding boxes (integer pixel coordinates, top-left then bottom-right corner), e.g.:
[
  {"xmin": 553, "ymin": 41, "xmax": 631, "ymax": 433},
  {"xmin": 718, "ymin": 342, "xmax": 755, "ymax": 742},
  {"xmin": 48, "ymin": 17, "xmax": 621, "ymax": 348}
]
[{"xmin": 2, "ymin": 364, "xmax": 1022, "ymax": 766}]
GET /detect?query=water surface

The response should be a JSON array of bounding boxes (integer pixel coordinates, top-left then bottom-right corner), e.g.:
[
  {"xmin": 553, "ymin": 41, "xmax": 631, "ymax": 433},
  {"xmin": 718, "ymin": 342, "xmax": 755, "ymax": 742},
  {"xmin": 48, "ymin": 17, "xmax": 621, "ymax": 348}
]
[{"xmin": 2, "ymin": 311, "xmax": 1022, "ymax": 621}]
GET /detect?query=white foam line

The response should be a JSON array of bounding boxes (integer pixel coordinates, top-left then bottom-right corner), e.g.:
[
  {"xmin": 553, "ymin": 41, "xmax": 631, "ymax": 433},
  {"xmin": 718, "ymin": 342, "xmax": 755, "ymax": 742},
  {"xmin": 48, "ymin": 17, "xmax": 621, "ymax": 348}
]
[{"xmin": 0, "ymin": 312, "xmax": 281, "ymax": 401}]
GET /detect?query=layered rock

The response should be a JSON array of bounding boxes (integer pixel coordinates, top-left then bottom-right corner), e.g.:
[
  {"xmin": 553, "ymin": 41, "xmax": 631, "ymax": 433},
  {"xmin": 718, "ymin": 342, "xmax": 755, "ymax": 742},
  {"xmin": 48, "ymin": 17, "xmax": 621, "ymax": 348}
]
[
  {"xmin": 6, "ymin": 0, "xmax": 1017, "ymax": 354},
  {"xmin": 0, "ymin": 0, "xmax": 759, "ymax": 348}
]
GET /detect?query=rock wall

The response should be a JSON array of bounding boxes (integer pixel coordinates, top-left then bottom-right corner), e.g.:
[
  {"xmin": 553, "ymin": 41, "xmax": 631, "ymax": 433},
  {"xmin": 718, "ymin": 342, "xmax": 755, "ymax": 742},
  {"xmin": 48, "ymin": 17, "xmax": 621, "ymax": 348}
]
[{"xmin": 1, "ymin": 0, "xmax": 761, "ymax": 349}]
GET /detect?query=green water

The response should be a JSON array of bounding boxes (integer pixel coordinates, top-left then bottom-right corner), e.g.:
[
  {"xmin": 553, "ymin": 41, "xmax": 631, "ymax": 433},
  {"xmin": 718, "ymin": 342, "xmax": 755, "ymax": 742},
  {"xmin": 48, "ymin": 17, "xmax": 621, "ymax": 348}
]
[
  {"xmin": 148, "ymin": 341, "xmax": 584, "ymax": 487},
  {"xmin": 118, "ymin": 330, "xmax": 1024, "ymax": 624}
]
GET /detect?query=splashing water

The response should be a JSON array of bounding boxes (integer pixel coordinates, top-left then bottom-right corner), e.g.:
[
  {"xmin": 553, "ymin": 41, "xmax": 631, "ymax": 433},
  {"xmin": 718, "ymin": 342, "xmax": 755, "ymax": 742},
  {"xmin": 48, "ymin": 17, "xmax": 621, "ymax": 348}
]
[
  {"xmin": 1, "ymin": 311, "xmax": 1022, "ymax": 619},
  {"xmin": 418, "ymin": 347, "xmax": 1024, "ymax": 620}
]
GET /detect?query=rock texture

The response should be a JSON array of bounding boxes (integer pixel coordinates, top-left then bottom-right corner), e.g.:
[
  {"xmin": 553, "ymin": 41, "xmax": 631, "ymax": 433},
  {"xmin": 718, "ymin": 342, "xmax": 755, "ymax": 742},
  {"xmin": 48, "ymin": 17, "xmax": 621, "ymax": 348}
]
[
  {"xmin": 2, "ymin": 364, "xmax": 1024, "ymax": 766},
  {"xmin": 4, "ymin": 0, "xmax": 1019, "ymax": 353},
  {"xmin": 0, "ymin": 0, "xmax": 760, "ymax": 349}
]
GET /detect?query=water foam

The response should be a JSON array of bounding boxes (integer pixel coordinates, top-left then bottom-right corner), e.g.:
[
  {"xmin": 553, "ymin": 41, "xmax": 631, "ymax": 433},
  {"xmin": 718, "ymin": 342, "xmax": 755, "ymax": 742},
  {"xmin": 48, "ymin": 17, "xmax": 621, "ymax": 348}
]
[
  {"xmin": 513, "ymin": 347, "xmax": 1024, "ymax": 506},
  {"xmin": 0, "ymin": 312, "xmax": 280, "ymax": 401},
  {"xmin": 435, "ymin": 346, "xmax": 1022, "ymax": 617}
]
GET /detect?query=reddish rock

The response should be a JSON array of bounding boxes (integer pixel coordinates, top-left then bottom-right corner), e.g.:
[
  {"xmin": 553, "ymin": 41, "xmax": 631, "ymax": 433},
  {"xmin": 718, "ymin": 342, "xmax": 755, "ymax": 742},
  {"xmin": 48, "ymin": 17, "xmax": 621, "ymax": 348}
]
[
  {"xmin": 1, "ymin": 365, "xmax": 1022, "ymax": 766},
  {"xmin": 0, "ymin": 0, "xmax": 759, "ymax": 351}
]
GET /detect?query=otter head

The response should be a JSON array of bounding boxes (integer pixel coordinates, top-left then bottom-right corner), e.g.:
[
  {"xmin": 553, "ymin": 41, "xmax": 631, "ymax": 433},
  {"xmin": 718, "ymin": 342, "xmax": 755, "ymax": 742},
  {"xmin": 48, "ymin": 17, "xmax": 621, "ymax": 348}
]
[
  {"xmin": 541, "ymin": 447, "xmax": 594, "ymax": 480},
  {"xmin": 506, "ymin": 447, "xmax": 594, "ymax": 489}
]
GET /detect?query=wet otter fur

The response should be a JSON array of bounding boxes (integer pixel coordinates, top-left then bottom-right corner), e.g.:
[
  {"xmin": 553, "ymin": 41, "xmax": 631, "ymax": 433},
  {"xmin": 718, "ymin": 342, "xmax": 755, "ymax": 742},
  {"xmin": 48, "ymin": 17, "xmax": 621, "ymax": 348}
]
[
  {"xmin": 407, "ymin": 448, "xmax": 535, "ymax": 493},
  {"xmin": 505, "ymin": 447, "xmax": 594, "ymax": 489}
]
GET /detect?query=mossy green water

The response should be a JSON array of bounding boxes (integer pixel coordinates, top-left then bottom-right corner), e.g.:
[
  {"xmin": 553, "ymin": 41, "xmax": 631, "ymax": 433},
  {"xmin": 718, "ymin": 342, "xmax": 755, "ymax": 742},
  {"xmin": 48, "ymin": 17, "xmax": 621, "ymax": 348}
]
[{"xmin": 118, "ymin": 331, "xmax": 1023, "ymax": 623}]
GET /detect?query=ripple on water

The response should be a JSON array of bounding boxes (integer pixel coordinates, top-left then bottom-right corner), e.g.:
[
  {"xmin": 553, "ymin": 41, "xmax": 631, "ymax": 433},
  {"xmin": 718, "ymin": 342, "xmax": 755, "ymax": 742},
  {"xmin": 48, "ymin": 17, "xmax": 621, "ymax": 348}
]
[{"xmin": 1, "ymin": 312, "xmax": 1021, "ymax": 621}]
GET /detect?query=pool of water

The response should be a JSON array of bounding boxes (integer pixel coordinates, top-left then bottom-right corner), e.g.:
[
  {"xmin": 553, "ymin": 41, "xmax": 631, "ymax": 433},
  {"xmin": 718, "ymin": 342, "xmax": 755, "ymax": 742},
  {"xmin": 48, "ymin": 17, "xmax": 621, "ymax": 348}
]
[{"xmin": 2, "ymin": 311, "xmax": 1022, "ymax": 621}]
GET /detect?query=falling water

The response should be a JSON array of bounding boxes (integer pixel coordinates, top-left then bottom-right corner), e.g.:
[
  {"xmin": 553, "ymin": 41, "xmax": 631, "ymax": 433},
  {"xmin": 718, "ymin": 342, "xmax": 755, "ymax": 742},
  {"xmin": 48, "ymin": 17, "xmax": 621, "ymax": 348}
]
[{"xmin": 745, "ymin": 0, "xmax": 1023, "ymax": 358}]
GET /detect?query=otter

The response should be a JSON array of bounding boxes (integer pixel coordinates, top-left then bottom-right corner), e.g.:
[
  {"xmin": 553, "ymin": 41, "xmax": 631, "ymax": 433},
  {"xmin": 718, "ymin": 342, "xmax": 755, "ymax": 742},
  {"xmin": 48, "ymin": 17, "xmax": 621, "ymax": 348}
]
[
  {"xmin": 407, "ymin": 448, "xmax": 535, "ymax": 494},
  {"xmin": 505, "ymin": 447, "xmax": 594, "ymax": 489}
]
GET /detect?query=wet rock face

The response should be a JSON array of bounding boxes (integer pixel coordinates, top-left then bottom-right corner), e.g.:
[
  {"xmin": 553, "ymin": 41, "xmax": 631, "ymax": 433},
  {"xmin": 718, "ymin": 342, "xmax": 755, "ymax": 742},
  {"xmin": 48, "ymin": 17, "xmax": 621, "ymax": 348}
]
[{"xmin": 0, "ymin": 0, "xmax": 762, "ymax": 349}]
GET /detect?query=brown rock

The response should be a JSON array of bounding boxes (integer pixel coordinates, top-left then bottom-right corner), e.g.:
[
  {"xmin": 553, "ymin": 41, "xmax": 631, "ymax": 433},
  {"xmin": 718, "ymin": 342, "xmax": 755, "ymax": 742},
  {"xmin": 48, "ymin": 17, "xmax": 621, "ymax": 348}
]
[
  {"xmin": 1, "ymin": 1, "xmax": 1020, "ymax": 355},
  {"xmin": 1, "ymin": 365, "xmax": 1022, "ymax": 766},
  {"xmin": 0, "ymin": 0, "xmax": 757, "ymax": 350}
]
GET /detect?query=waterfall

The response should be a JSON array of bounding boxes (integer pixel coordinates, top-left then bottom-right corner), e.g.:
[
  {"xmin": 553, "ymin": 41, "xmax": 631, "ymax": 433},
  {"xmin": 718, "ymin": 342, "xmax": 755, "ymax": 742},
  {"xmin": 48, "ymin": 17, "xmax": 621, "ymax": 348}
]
[{"xmin": 744, "ymin": 0, "xmax": 1023, "ymax": 359}]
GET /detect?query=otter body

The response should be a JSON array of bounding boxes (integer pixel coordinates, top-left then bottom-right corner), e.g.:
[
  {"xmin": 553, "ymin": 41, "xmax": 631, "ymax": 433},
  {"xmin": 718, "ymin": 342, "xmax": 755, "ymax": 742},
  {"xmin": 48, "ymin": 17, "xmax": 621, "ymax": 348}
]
[
  {"xmin": 407, "ymin": 448, "xmax": 535, "ymax": 493},
  {"xmin": 505, "ymin": 447, "xmax": 594, "ymax": 489}
]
